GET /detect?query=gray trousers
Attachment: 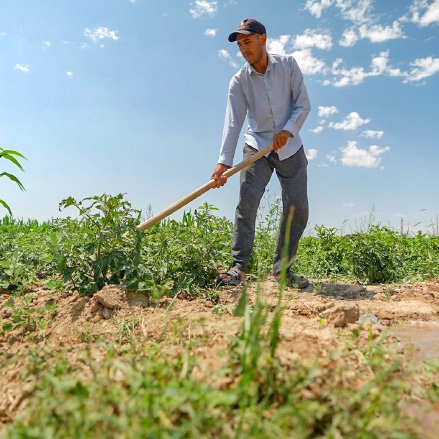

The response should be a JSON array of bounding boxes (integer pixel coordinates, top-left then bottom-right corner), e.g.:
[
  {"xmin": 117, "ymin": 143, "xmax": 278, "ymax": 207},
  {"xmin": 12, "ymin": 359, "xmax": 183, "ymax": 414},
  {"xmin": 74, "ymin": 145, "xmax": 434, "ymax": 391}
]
[{"xmin": 232, "ymin": 144, "xmax": 309, "ymax": 275}]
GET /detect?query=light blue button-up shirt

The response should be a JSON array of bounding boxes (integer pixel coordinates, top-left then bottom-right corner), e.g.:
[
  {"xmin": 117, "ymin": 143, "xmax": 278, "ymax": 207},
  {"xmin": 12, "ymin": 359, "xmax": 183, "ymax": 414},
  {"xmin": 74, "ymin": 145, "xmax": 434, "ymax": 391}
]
[{"xmin": 218, "ymin": 53, "xmax": 311, "ymax": 167}]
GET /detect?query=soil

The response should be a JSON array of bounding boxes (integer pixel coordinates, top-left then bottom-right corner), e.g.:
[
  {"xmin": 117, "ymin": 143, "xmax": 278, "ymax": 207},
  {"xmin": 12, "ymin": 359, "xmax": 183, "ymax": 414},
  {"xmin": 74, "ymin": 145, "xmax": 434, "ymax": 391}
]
[{"xmin": 1, "ymin": 279, "xmax": 438, "ymax": 436}]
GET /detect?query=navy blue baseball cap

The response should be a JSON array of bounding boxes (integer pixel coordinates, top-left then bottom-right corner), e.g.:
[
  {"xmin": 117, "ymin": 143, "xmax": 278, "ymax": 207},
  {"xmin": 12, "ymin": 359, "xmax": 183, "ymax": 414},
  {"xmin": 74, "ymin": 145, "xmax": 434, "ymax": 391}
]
[{"xmin": 228, "ymin": 18, "xmax": 266, "ymax": 42}]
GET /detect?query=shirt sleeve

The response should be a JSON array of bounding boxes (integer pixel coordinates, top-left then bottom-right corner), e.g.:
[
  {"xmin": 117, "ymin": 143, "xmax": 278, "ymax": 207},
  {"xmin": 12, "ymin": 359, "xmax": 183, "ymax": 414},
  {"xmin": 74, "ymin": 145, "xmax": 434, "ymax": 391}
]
[
  {"xmin": 218, "ymin": 76, "xmax": 247, "ymax": 167},
  {"xmin": 283, "ymin": 58, "xmax": 311, "ymax": 137}
]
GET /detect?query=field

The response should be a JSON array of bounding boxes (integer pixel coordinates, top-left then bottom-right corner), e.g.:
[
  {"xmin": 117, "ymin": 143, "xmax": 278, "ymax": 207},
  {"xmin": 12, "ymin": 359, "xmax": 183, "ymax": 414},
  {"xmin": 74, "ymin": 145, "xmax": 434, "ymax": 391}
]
[{"xmin": 1, "ymin": 194, "xmax": 439, "ymax": 438}]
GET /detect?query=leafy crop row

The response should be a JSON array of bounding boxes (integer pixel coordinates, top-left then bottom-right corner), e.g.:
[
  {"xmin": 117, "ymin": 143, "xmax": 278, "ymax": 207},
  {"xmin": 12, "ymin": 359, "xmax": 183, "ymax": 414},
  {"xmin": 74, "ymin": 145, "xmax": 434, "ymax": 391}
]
[{"xmin": 0, "ymin": 193, "xmax": 438, "ymax": 300}]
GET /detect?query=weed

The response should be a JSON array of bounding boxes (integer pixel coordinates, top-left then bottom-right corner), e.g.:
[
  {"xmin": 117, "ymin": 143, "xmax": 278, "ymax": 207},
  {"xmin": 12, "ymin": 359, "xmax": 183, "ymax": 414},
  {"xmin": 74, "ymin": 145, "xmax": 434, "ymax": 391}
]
[
  {"xmin": 118, "ymin": 317, "xmax": 139, "ymax": 344},
  {"xmin": 2, "ymin": 293, "xmax": 56, "ymax": 334},
  {"xmin": 4, "ymin": 309, "xmax": 418, "ymax": 438}
]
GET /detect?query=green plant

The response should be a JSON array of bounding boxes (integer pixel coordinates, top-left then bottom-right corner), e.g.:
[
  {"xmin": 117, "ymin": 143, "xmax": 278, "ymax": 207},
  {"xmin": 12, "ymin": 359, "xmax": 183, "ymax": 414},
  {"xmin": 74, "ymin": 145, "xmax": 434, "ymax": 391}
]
[
  {"xmin": 2, "ymin": 293, "xmax": 56, "ymax": 334},
  {"xmin": 118, "ymin": 317, "xmax": 139, "ymax": 344},
  {"xmin": 348, "ymin": 225, "xmax": 403, "ymax": 283},
  {"xmin": 4, "ymin": 303, "xmax": 418, "ymax": 438},
  {"xmin": 251, "ymin": 196, "xmax": 282, "ymax": 276},
  {"xmin": 56, "ymin": 193, "xmax": 143, "ymax": 295},
  {"xmin": 0, "ymin": 147, "xmax": 26, "ymax": 215},
  {"xmin": 0, "ymin": 217, "xmax": 58, "ymax": 292},
  {"xmin": 1, "ymin": 196, "xmax": 438, "ymax": 302}
]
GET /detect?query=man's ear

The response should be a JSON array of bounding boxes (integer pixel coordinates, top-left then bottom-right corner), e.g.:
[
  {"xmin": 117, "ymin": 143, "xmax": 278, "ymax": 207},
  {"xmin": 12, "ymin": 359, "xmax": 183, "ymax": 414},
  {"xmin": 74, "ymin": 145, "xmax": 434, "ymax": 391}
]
[{"xmin": 260, "ymin": 34, "xmax": 267, "ymax": 46}]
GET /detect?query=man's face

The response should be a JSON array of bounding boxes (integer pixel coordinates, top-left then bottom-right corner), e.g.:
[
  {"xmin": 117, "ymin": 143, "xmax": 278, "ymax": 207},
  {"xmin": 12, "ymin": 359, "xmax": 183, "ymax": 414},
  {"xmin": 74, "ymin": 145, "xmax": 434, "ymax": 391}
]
[{"xmin": 236, "ymin": 33, "xmax": 266, "ymax": 65}]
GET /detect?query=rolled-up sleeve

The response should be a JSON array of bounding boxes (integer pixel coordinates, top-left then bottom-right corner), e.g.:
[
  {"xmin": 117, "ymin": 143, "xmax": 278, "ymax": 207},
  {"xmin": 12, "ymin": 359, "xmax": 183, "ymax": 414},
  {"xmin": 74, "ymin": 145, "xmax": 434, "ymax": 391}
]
[
  {"xmin": 283, "ymin": 58, "xmax": 311, "ymax": 137},
  {"xmin": 218, "ymin": 76, "xmax": 247, "ymax": 167}
]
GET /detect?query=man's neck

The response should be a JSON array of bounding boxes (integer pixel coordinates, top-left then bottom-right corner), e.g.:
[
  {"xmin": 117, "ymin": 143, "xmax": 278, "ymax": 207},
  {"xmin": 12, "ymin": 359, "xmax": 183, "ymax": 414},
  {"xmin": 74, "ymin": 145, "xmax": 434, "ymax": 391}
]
[{"xmin": 251, "ymin": 52, "xmax": 269, "ymax": 74}]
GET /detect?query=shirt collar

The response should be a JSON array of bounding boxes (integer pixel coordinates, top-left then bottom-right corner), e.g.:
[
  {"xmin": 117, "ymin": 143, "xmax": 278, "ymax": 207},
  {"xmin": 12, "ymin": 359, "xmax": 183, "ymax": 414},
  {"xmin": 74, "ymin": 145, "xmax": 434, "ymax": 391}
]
[{"xmin": 247, "ymin": 52, "xmax": 277, "ymax": 75}]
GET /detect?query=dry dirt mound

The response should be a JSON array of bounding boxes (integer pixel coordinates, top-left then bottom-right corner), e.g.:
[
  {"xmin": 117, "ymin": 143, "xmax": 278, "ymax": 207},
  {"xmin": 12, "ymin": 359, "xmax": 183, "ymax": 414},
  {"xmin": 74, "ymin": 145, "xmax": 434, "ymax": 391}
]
[{"xmin": 1, "ymin": 280, "xmax": 439, "ymax": 432}]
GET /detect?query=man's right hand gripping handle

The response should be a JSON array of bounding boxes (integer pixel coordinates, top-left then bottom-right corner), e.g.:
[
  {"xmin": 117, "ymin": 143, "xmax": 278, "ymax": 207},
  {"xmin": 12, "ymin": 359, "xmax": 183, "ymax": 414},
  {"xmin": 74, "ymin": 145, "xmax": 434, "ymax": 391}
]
[{"xmin": 211, "ymin": 163, "xmax": 231, "ymax": 188}]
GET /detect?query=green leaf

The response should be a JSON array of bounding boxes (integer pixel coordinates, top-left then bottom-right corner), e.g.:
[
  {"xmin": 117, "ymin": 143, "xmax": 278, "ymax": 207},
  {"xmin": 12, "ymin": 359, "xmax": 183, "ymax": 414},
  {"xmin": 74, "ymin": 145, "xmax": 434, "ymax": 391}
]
[
  {"xmin": 0, "ymin": 148, "xmax": 26, "ymax": 160},
  {"xmin": 45, "ymin": 279, "xmax": 63, "ymax": 290},
  {"xmin": 0, "ymin": 199, "xmax": 12, "ymax": 215},
  {"xmin": 233, "ymin": 288, "xmax": 248, "ymax": 317},
  {"xmin": 59, "ymin": 196, "xmax": 76, "ymax": 211},
  {"xmin": 23, "ymin": 294, "xmax": 34, "ymax": 306},
  {"xmin": 0, "ymin": 172, "xmax": 25, "ymax": 191},
  {"xmin": 68, "ymin": 381, "xmax": 89, "ymax": 398},
  {"xmin": 2, "ymin": 322, "xmax": 13, "ymax": 331},
  {"xmin": 0, "ymin": 152, "xmax": 25, "ymax": 171}
]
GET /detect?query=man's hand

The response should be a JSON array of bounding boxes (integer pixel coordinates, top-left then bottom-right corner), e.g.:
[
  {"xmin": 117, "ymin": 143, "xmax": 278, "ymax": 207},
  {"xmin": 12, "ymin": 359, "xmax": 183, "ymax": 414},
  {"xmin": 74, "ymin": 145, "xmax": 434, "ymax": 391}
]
[
  {"xmin": 273, "ymin": 130, "xmax": 293, "ymax": 151},
  {"xmin": 211, "ymin": 163, "xmax": 231, "ymax": 188}
]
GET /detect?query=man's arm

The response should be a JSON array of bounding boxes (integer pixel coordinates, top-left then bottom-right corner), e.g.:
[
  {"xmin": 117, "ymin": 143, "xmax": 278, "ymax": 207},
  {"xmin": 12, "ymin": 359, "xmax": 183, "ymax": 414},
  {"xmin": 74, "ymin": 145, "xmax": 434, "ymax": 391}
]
[
  {"xmin": 212, "ymin": 76, "xmax": 247, "ymax": 187},
  {"xmin": 282, "ymin": 57, "xmax": 311, "ymax": 138}
]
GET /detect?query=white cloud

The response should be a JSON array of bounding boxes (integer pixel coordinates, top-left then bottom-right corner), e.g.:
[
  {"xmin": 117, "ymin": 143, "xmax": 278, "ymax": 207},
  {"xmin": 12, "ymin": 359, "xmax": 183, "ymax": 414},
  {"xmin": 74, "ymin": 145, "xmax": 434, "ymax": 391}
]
[
  {"xmin": 326, "ymin": 154, "xmax": 337, "ymax": 163},
  {"xmin": 386, "ymin": 55, "xmax": 439, "ymax": 83},
  {"xmin": 305, "ymin": 0, "xmax": 374, "ymax": 24},
  {"xmin": 327, "ymin": 50, "xmax": 438, "ymax": 86},
  {"xmin": 294, "ymin": 28, "xmax": 333, "ymax": 50},
  {"xmin": 267, "ymin": 35, "xmax": 291, "ymax": 56},
  {"xmin": 370, "ymin": 51, "xmax": 390, "ymax": 74},
  {"xmin": 404, "ymin": 56, "xmax": 439, "ymax": 82},
  {"xmin": 318, "ymin": 105, "xmax": 338, "ymax": 117},
  {"xmin": 218, "ymin": 49, "xmax": 239, "ymax": 68},
  {"xmin": 84, "ymin": 27, "xmax": 119, "ymax": 43},
  {"xmin": 304, "ymin": 0, "xmax": 334, "ymax": 18},
  {"xmin": 65, "ymin": 71, "xmax": 74, "ymax": 78},
  {"xmin": 14, "ymin": 64, "xmax": 30, "ymax": 73},
  {"xmin": 342, "ymin": 202, "xmax": 355, "ymax": 208},
  {"xmin": 362, "ymin": 130, "xmax": 384, "ymax": 138},
  {"xmin": 0, "ymin": 32, "xmax": 6, "ymax": 37},
  {"xmin": 336, "ymin": 0, "xmax": 374, "ymax": 24},
  {"xmin": 268, "ymin": 29, "xmax": 333, "ymax": 54},
  {"xmin": 329, "ymin": 112, "xmax": 370, "ymax": 130},
  {"xmin": 404, "ymin": 0, "xmax": 439, "ymax": 27},
  {"xmin": 43, "ymin": 40, "xmax": 51, "ymax": 48},
  {"xmin": 310, "ymin": 126, "xmax": 324, "ymax": 134},
  {"xmin": 339, "ymin": 27, "xmax": 359, "ymax": 47},
  {"xmin": 267, "ymin": 35, "xmax": 328, "ymax": 75},
  {"xmin": 331, "ymin": 58, "xmax": 368, "ymax": 87},
  {"xmin": 339, "ymin": 22, "xmax": 404, "ymax": 47},
  {"xmin": 329, "ymin": 51, "xmax": 389, "ymax": 86},
  {"xmin": 306, "ymin": 148, "xmax": 318, "ymax": 160},
  {"xmin": 340, "ymin": 140, "xmax": 390, "ymax": 168},
  {"xmin": 358, "ymin": 21, "xmax": 405, "ymax": 43},
  {"xmin": 293, "ymin": 49, "xmax": 328, "ymax": 75},
  {"xmin": 204, "ymin": 28, "xmax": 217, "ymax": 37},
  {"xmin": 190, "ymin": 0, "xmax": 218, "ymax": 18}
]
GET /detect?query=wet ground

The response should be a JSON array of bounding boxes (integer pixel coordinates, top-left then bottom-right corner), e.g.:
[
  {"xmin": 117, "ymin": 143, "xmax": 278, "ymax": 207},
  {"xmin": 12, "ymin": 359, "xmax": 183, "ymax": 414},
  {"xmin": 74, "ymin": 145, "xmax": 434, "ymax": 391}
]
[{"xmin": 394, "ymin": 322, "xmax": 439, "ymax": 361}]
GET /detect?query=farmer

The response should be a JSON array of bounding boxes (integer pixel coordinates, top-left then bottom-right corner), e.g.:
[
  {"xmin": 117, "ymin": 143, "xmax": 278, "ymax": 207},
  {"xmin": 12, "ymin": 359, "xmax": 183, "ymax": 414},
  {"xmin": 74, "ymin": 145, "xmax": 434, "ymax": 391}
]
[{"xmin": 211, "ymin": 18, "xmax": 311, "ymax": 288}]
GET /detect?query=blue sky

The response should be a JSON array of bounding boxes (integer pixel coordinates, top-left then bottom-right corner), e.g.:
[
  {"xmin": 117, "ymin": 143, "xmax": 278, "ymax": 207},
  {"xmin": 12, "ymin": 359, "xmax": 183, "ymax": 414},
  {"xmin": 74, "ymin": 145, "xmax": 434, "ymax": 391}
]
[{"xmin": 1, "ymin": 0, "xmax": 438, "ymax": 232}]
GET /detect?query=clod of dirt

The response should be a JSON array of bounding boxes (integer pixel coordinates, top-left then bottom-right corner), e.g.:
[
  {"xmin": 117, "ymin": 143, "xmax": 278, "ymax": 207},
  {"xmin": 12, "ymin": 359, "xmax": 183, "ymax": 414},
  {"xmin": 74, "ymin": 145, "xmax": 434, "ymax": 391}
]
[
  {"xmin": 126, "ymin": 291, "xmax": 150, "ymax": 308},
  {"xmin": 326, "ymin": 304, "xmax": 360, "ymax": 327},
  {"xmin": 94, "ymin": 285, "xmax": 127, "ymax": 310},
  {"xmin": 100, "ymin": 306, "xmax": 113, "ymax": 320}
]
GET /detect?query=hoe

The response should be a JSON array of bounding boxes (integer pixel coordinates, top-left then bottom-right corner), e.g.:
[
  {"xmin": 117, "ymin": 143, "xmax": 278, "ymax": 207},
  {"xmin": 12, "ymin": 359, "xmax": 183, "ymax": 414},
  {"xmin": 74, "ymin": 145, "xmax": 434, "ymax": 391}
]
[{"xmin": 137, "ymin": 144, "xmax": 274, "ymax": 231}]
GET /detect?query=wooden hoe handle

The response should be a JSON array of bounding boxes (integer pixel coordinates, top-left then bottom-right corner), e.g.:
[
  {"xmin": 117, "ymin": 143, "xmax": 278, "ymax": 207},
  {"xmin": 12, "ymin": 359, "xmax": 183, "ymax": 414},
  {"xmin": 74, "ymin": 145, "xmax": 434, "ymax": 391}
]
[{"xmin": 137, "ymin": 144, "xmax": 274, "ymax": 231}]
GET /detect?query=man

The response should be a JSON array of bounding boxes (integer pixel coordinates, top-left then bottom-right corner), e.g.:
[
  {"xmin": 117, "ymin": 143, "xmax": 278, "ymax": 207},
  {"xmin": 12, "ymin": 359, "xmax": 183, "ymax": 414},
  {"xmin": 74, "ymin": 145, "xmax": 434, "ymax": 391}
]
[{"xmin": 211, "ymin": 18, "xmax": 311, "ymax": 288}]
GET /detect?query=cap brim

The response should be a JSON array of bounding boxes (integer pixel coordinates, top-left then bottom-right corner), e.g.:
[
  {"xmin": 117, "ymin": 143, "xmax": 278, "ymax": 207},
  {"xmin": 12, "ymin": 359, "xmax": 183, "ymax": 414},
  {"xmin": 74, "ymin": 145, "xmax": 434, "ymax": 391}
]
[{"xmin": 228, "ymin": 30, "xmax": 253, "ymax": 42}]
